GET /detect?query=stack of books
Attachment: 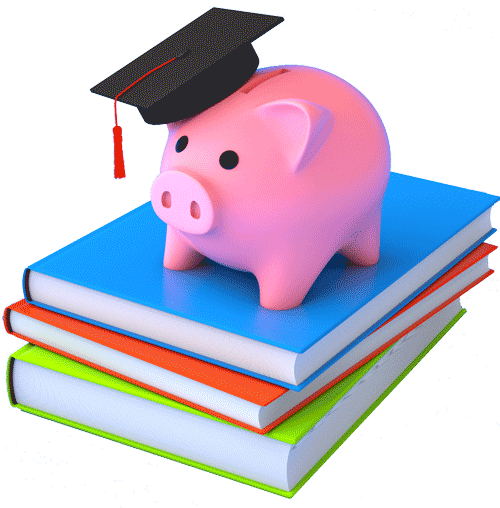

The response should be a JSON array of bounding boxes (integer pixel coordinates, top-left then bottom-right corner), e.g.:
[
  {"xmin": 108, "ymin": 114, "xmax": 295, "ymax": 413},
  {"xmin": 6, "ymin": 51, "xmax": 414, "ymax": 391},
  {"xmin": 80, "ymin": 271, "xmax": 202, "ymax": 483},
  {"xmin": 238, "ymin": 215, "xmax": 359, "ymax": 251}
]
[{"xmin": 4, "ymin": 172, "xmax": 498, "ymax": 497}]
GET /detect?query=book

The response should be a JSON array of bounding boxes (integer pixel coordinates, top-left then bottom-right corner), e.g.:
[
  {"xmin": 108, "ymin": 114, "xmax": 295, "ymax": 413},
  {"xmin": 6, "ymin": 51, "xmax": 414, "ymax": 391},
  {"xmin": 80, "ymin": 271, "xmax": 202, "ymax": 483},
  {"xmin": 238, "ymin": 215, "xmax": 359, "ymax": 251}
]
[
  {"xmin": 23, "ymin": 173, "xmax": 498, "ymax": 390},
  {"xmin": 6, "ymin": 242, "xmax": 495, "ymax": 432},
  {"xmin": 7, "ymin": 298, "xmax": 465, "ymax": 497}
]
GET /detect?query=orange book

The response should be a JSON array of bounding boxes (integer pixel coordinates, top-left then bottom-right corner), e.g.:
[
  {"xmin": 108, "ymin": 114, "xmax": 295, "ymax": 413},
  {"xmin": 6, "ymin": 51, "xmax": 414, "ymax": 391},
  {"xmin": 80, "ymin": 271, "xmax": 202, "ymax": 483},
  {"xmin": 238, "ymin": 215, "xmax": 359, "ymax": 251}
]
[{"xmin": 4, "ymin": 243, "xmax": 495, "ymax": 434}]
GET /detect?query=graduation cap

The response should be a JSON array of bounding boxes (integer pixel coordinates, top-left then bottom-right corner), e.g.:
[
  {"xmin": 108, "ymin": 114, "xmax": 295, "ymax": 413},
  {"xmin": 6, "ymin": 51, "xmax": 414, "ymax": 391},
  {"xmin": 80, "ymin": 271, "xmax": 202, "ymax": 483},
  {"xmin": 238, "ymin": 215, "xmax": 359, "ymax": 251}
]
[{"xmin": 91, "ymin": 7, "xmax": 284, "ymax": 178}]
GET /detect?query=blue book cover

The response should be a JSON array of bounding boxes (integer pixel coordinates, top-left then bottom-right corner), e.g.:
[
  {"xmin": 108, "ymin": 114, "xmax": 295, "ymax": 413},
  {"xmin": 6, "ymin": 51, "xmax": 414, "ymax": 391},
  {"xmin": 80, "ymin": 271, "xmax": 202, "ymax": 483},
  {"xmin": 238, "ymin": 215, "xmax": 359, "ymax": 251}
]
[{"xmin": 24, "ymin": 172, "xmax": 498, "ymax": 390}]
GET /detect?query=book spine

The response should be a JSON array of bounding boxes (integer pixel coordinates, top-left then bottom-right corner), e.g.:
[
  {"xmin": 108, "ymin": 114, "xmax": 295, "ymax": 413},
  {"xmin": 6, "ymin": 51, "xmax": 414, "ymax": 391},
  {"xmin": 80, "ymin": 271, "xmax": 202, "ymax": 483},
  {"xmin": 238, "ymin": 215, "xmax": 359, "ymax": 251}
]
[
  {"xmin": 3, "ymin": 305, "xmax": 13, "ymax": 334},
  {"xmin": 6, "ymin": 356, "xmax": 17, "ymax": 406},
  {"xmin": 22, "ymin": 268, "xmax": 32, "ymax": 302},
  {"xmin": 5, "ymin": 344, "xmax": 35, "ymax": 407}
]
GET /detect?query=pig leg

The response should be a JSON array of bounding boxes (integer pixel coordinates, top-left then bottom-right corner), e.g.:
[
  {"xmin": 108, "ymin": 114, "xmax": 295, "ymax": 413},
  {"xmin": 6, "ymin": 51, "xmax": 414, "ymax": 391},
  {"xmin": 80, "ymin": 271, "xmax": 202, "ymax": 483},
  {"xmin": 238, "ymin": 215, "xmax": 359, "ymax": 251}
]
[
  {"xmin": 255, "ymin": 251, "xmax": 332, "ymax": 310},
  {"xmin": 338, "ymin": 205, "xmax": 382, "ymax": 266},
  {"xmin": 163, "ymin": 227, "xmax": 205, "ymax": 270}
]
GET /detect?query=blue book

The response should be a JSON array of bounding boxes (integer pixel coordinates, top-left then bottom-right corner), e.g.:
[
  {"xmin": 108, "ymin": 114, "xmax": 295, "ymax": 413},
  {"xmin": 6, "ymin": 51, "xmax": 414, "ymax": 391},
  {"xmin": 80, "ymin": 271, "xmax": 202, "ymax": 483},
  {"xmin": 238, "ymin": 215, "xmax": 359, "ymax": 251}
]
[{"xmin": 24, "ymin": 172, "xmax": 498, "ymax": 391}]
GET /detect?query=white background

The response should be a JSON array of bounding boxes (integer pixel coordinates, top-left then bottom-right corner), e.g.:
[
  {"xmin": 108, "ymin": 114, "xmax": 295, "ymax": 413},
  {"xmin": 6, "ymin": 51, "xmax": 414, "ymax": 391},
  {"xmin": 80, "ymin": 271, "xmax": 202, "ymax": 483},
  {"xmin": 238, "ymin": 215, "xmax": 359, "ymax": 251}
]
[{"xmin": 1, "ymin": 1, "xmax": 499, "ymax": 506}]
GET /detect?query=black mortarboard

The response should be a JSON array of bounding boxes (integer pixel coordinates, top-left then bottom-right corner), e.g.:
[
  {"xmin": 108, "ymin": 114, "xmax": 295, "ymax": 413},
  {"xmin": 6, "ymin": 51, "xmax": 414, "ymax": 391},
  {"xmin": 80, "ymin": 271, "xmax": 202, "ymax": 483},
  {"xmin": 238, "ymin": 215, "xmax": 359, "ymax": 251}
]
[
  {"xmin": 91, "ymin": 7, "xmax": 283, "ymax": 178},
  {"xmin": 91, "ymin": 7, "xmax": 284, "ymax": 125}
]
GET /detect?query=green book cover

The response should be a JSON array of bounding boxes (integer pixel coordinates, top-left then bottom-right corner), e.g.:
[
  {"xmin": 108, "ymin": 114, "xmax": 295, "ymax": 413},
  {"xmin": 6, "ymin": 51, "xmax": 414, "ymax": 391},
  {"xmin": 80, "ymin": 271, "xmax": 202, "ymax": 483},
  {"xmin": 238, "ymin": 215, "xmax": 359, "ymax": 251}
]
[{"xmin": 6, "ymin": 308, "xmax": 466, "ymax": 497}]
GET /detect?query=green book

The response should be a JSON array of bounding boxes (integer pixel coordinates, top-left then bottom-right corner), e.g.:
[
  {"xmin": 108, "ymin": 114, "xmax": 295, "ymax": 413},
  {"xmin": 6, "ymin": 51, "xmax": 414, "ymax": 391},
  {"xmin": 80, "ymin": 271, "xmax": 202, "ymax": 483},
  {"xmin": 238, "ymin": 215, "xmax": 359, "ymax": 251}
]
[{"xmin": 6, "ymin": 300, "xmax": 465, "ymax": 497}]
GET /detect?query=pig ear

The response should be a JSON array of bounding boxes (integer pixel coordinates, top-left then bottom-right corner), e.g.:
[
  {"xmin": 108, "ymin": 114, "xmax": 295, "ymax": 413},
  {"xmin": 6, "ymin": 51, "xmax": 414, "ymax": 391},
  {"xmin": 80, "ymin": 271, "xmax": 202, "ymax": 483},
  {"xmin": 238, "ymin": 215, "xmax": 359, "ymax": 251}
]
[{"xmin": 256, "ymin": 99, "xmax": 333, "ymax": 173}]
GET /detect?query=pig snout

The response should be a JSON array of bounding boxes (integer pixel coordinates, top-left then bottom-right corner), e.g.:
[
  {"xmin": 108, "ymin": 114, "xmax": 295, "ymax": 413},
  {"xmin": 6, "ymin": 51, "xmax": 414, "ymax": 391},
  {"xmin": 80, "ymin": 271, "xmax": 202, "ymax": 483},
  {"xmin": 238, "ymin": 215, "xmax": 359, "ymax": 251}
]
[{"xmin": 151, "ymin": 170, "xmax": 216, "ymax": 234}]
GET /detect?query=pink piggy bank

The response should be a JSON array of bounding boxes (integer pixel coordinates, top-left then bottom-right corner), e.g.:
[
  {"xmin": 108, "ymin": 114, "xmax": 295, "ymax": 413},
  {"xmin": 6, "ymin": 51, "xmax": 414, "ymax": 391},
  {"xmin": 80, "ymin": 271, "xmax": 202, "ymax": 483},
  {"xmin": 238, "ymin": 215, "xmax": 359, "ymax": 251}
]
[{"xmin": 150, "ymin": 65, "xmax": 390, "ymax": 310}]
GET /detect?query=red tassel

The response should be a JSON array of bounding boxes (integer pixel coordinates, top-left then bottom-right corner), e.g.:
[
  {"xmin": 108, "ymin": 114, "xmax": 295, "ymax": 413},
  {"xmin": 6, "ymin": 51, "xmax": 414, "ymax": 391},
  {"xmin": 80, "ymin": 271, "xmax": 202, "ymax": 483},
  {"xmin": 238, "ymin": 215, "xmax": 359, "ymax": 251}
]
[
  {"xmin": 111, "ymin": 56, "xmax": 178, "ymax": 180},
  {"xmin": 113, "ymin": 125, "xmax": 125, "ymax": 179}
]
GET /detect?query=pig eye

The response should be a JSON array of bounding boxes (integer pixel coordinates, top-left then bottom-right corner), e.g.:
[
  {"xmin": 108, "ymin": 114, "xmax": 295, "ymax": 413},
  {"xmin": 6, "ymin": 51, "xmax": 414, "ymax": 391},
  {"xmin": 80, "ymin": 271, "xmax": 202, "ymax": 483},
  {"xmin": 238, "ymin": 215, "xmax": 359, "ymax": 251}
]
[
  {"xmin": 219, "ymin": 150, "xmax": 239, "ymax": 170},
  {"xmin": 175, "ymin": 136, "xmax": 189, "ymax": 153}
]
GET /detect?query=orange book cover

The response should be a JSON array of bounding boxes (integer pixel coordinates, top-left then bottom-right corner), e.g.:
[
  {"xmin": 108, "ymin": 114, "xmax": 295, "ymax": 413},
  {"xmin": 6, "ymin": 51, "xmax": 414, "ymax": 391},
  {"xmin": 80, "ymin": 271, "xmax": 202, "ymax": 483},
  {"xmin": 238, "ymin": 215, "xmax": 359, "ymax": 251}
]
[{"xmin": 4, "ymin": 242, "xmax": 495, "ymax": 434}]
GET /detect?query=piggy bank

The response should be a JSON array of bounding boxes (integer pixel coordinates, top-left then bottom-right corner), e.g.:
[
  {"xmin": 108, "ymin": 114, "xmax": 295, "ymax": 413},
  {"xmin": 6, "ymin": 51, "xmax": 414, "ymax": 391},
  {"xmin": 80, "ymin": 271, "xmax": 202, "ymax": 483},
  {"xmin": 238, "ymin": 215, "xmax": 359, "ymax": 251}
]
[{"xmin": 150, "ymin": 65, "xmax": 390, "ymax": 310}]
